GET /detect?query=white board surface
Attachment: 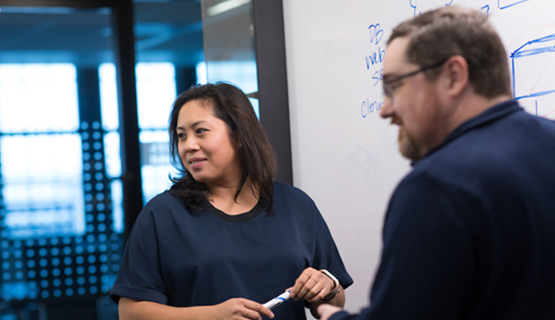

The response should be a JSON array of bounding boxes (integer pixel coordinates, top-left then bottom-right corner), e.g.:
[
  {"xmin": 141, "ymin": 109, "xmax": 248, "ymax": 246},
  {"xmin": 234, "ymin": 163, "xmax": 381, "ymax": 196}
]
[{"xmin": 282, "ymin": 0, "xmax": 555, "ymax": 316}]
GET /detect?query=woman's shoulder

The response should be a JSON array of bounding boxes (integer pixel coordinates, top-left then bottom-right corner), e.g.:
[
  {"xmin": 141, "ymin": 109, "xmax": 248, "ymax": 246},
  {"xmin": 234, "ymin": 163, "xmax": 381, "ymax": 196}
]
[
  {"xmin": 133, "ymin": 190, "xmax": 200, "ymax": 230},
  {"xmin": 145, "ymin": 189, "xmax": 179, "ymax": 205},
  {"xmin": 273, "ymin": 181, "xmax": 317, "ymax": 208},
  {"xmin": 274, "ymin": 181, "xmax": 308, "ymax": 196},
  {"xmin": 140, "ymin": 190, "xmax": 191, "ymax": 216}
]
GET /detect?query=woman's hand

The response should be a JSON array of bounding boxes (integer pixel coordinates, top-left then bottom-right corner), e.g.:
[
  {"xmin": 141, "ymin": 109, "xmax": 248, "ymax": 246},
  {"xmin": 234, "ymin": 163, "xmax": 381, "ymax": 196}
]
[
  {"xmin": 119, "ymin": 297, "xmax": 274, "ymax": 320},
  {"xmin": 211, "ymin": 298, "xmax": 274, "ymax": 320},
  {"xmin": 288, "ymin": 267, "xmax": 346, "ymax": 319},
  {"xmin": 289, "ymin": 267, "xmax": 336, "ymax": 303}
]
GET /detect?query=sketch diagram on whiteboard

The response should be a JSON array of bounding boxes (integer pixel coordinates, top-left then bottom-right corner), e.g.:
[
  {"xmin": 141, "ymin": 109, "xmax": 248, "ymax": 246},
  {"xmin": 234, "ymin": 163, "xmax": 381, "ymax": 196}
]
[
  {"xmin": 498, "ymin": 0, "xmax": 530, "ymax": 10},
  {"xmin": 410, "ymin": 0, "xmax": 453, "ymax": 16},
  {"xmin": 511, "ymin": 33, "xmax": 555, "ymax": 119},
  {"xmin": 409, "ymin": 0, "xmax": 530, "ymax": 16}
]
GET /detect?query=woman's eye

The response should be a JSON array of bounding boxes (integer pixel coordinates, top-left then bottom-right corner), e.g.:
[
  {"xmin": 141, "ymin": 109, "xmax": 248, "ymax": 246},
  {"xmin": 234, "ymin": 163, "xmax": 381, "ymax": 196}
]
[
  {"xmin": 177, "ymin": 133, "xmax": 186, "ymax": 139},
  {"xmin": 196, "ymin": 128, "xmax": 207, "ymax": 134}
]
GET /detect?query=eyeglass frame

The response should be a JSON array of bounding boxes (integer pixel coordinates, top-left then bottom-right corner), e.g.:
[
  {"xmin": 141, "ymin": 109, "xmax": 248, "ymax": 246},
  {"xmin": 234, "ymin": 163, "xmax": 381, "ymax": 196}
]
[{"xmin": 382, "ymin": 58, "xmax": 449, "ymax": 99}]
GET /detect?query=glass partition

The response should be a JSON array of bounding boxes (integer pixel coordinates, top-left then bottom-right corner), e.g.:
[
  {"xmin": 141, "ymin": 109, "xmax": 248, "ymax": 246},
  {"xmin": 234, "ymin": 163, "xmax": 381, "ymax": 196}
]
[
  {"xmin": 132, "ymin": 0, "xmax": 206, "ymax": 202},
  {"xmin": 0, "ymin": 6, "xmax": 121, "ymax": 317},
  {"xmin": 201, "ymin": 0, "xmax": 259, "ymax": 116}
]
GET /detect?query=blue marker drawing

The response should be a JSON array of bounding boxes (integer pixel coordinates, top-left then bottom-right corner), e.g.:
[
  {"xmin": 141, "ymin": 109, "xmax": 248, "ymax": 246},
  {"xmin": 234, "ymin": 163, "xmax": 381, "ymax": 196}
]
[
  {"xmin": 511, "ymin": 33, "xmax": 555, "ymax": 117},
  {"xmin": 364, "ymin": 21, "xmax": 386, "ymax": 112},
  {"xmin": 366, "ymin": 24, "xmax": 386, "ymax": 70},
  {"xmin": 410, "ymin": 0, "xmax": 453, "ymax": 16},
  {"xmin": 511, "ymin": 34, "xmax": 555, "ymax": 100},
  {"xmin": 368, "ymin": 24, "xmax": 384, "ymax": 46},
  {"xmin": 498, "ymin": 0, "xmax": 530, "ymax": 10},
  {"xmin": 361, "ymin": 98, "xmax": 384, "ymax": 118},
  {"xmin": 481, "ymin": 5, "xmax": 490, "ymax": 15},
  {"xmin": 348, "ymin": 143, "xmax": 380, "ymax": 190}
]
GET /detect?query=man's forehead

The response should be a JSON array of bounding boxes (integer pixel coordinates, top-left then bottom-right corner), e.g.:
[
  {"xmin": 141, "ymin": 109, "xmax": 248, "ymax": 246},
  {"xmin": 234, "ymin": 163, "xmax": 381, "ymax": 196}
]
[{"xmin": 383, "ymin": 37, "xmax": 412, "ymax": 75}]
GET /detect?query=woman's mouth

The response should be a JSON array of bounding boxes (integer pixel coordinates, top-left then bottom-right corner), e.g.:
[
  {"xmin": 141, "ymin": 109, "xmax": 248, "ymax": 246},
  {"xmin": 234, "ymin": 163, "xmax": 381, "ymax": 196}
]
[{"xmin": 188, "ymin": 158, "xmax": 206, "ymax": 170}]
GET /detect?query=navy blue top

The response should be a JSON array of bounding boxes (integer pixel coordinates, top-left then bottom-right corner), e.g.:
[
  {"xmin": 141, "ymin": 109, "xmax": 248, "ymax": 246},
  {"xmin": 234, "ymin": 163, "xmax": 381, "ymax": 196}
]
[
  {"xmin": 111, "ymin": 181, "xmax": 353, "ymax": 319},
  {"xmin": 332, "ymin": 100, "xmax": 555, "ymax": 320}
]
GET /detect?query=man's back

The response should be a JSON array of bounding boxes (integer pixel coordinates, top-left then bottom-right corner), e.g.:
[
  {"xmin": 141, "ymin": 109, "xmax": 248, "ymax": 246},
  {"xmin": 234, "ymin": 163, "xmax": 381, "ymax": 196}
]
[{"xmin": 387, "ymin": 100, "xmax": 555, "ymax": 319}]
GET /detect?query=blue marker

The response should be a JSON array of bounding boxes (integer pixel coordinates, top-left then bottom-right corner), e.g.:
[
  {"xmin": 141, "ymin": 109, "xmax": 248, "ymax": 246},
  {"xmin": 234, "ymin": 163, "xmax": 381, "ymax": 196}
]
[{"xmin": 263, "ymin": 291, "xmax": 290, "ymax": 310}]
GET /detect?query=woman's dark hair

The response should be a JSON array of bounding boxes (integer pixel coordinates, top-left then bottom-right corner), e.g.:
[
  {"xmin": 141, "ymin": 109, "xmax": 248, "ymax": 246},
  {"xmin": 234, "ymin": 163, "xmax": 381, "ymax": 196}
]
[{"xmin": 168, "ymin": 82, "xmax": 277, "ymax": 211}]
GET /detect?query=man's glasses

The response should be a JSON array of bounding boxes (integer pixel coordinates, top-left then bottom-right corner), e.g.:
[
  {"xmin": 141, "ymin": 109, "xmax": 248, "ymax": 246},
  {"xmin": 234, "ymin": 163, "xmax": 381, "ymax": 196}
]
[{"xmin": 382, "ymin": 58, "xmax": 448, "ymax": 98}]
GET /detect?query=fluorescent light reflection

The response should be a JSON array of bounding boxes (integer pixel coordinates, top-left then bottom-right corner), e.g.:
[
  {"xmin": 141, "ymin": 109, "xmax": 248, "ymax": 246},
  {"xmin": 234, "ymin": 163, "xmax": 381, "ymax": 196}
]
[{"xmin": 207, "ymin": 0, "xmax": 250, "ymax": 17}]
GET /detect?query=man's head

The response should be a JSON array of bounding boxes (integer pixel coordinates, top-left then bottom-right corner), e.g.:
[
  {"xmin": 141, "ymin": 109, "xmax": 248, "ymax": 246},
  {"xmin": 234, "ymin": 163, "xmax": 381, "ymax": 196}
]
[
  {"xmin": 388, "ymin": 6, "xmax": 511, "ymax": 97},
  {"xmin": 380, "ymin": 6, "xmax": 512, "ymax": 161}
]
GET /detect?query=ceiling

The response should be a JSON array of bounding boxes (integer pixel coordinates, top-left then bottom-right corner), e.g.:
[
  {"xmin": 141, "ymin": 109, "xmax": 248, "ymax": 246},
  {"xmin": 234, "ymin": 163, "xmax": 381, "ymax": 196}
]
[{"xmin": 0, "ymin": 0, "xmax": 254, "ymax": 67}]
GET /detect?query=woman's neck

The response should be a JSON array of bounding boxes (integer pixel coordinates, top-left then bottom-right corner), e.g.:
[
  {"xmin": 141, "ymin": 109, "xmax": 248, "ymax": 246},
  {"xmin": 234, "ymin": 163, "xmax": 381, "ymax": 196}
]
[{"xmin": 207, "ymin": 180, "xmax": 259, "ymax": 215}]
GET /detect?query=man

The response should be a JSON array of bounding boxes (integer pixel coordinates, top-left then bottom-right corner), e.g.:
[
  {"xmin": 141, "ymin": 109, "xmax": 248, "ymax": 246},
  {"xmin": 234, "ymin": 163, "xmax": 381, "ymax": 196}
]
[{"xmin": 319, "ymin": 6, "xmax": 555, "ymax": 320}]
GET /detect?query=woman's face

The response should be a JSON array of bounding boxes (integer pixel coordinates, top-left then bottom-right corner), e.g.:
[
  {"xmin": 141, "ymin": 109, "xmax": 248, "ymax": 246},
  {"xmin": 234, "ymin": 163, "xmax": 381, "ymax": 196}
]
[{"xmin": 176, "ymin": 100, "xmax": 241, "ymax": 188}]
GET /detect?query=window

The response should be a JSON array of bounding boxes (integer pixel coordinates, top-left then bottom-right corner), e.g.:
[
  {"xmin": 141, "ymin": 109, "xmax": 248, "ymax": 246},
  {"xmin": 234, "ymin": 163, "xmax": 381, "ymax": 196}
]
[{"xmin": 0, "ymin": 64, "xmax": 84, "ymax": 239}]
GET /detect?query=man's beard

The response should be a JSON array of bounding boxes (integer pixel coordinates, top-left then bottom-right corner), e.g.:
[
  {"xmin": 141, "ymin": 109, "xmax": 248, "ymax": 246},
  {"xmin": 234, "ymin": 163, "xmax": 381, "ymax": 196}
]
[{"xmin": 398, "ymin": 127, "xmax": 422, "ymax": 161}]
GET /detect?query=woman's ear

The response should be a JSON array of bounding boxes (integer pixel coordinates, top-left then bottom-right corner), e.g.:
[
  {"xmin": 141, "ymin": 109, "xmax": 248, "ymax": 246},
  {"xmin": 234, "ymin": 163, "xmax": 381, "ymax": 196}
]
[{"xmin": 233, "ymin": 133, "xmax": 242, "ymax": 149}]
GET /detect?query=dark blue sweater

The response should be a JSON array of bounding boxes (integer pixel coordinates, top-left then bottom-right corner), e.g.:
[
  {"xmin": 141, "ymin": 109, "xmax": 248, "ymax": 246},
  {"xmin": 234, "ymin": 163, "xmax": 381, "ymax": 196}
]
[
  {"xmin": 111, "ymin": 181, "xmax": 353, "ymax": 319},
  {"xmin": 332, "ymin": 100, "xmax": 555, "ymax": 320}
]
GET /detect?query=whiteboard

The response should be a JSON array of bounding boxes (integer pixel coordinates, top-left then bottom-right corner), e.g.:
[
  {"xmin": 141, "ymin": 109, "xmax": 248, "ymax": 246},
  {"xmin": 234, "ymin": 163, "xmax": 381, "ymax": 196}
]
[{"xmin": 282, "ymin": 0, "xmax": 555, "ymax": 315}]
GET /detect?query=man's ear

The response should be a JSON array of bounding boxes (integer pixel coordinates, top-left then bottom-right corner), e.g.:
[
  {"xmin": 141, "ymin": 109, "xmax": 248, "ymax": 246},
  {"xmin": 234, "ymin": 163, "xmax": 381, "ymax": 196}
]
[{"xmin": 442, "ymin": 55, "xmax": 469, "ymax": 97}]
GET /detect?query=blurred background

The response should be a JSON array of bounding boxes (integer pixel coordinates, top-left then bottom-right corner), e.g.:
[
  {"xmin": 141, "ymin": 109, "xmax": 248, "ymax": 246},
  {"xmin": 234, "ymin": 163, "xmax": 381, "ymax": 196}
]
[{"xmin": 0, "ymin": 0, "xmax": 289, "ymax": 318}]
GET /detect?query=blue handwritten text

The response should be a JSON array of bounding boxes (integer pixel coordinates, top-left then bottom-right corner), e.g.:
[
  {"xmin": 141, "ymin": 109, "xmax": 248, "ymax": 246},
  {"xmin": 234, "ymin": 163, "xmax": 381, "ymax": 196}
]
[{"xmin": 361, "ymin": 98, "xmax": 384, "ymax": 118}]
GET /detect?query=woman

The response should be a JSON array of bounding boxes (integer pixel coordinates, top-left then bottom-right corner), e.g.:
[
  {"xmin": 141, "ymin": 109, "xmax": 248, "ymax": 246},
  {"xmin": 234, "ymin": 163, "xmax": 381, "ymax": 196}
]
[{"xmin": 110, "ymin": 82, "xmax": 353, "ymax": 319}]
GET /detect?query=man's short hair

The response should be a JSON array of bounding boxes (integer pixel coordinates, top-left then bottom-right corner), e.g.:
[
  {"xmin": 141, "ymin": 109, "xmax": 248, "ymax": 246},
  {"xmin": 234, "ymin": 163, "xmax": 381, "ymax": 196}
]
[{"xmin": 388, "ymin": 6, "xmax": 512, "ymax": 98}]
